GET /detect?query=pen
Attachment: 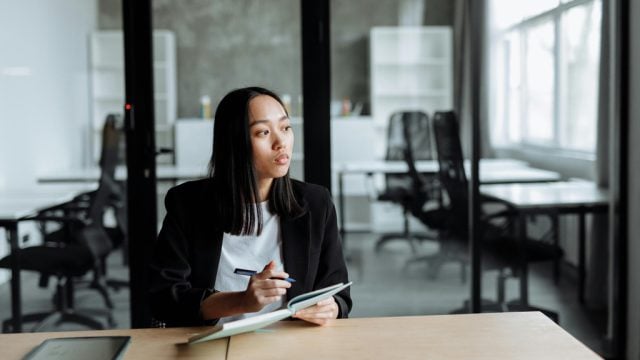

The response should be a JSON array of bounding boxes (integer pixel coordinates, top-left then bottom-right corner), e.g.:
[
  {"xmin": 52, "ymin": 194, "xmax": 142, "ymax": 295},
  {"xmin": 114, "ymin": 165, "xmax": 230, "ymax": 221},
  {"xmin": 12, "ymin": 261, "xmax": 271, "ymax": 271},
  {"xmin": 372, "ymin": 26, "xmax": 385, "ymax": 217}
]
[{"xmin": 234, "ymin": 268, "xmax": 296, "ymax": 283}]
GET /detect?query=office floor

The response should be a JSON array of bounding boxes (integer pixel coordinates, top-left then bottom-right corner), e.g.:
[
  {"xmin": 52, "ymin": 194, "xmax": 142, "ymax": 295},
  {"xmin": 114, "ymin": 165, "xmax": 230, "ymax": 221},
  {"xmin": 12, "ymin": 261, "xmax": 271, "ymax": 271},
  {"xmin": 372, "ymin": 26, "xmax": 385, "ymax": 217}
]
[{"xmin": 0, "ymin": 233, "xmax": 606, "ymax": 356}]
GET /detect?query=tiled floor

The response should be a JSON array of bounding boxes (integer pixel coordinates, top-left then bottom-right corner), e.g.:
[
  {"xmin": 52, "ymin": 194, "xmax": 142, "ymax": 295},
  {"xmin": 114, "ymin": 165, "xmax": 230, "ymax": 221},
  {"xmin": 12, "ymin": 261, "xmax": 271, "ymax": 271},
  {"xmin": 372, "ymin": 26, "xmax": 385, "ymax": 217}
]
[{"xmin": 0, "ymin": 232, "xmax": 607, "ymax": 356}]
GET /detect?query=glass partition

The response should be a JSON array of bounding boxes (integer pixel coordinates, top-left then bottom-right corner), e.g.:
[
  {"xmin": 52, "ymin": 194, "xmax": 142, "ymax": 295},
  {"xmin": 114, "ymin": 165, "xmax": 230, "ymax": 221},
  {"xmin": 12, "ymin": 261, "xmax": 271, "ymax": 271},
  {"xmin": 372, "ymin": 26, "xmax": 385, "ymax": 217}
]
[
  {"xmin": 330, "ymin": 0, "xmax": 468, "ymax": 318},
  {"xmin": 0, "ymin": 0, "xmax": 129, "ymax": 331}
]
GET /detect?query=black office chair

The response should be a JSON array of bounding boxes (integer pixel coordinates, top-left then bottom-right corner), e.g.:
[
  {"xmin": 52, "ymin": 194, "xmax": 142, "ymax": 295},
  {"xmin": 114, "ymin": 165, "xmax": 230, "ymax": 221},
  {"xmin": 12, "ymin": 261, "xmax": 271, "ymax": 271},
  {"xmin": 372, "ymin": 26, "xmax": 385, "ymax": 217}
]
[
  {"xmin": 0, "ymin": 118, "xmax": 123, "ymax": 333},
  {"xmin": 49, "ymin": 115, "xmax": 127, "ymax": 297},
  {"xmin": 58, "ymin": 115, "xmax": 128, "ymax": 292},
  {"xmin": 374, "ymin": 111, "xmax": 440, "ymax": 253},
  {"xmin": 0, "ymin": 178, "xmax": 117, "ymax": 332},
  {"xmin": 399, "ymin": 128, "xmax": 463, "ymax": 282},
  {"xmin": 413, "ymin": 111, "xmax": 563, "ymax": 318}
]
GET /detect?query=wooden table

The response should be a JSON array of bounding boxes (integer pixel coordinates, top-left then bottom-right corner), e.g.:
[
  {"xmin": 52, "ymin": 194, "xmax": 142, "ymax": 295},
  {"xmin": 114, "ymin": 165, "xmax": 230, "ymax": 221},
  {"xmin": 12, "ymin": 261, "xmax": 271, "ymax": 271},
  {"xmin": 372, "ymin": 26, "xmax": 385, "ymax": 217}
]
[
  {"xmin": 481, "ymin": 181, "xmax": 609, "ymax": 304},
  {"xmin": 0, "ymin": 312, "xmax": 599, "ymax": 359},
  {"xmin": 0, "ymin": 326, "xmax": 228, "ymax": 359}
]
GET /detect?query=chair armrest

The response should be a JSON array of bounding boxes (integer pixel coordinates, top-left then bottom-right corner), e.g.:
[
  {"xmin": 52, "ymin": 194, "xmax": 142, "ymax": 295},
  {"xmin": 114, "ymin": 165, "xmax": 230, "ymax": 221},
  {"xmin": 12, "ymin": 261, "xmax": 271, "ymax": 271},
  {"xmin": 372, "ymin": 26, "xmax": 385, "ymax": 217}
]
[{"xmin": 24, "ymin": 214, "xmax": 91, "ymax": 227}]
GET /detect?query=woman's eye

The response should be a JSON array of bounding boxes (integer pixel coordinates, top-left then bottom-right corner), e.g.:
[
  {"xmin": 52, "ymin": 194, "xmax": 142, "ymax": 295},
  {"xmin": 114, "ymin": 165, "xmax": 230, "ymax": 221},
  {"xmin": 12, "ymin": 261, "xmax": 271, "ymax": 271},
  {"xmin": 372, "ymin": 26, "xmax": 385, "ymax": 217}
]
[
  {"xmin": 257, "ymin": 129, "xmax": 269, "ymax": 136},
  {"xmin": 283, "ymin": 125, "xmax": 292, "ymax": 132}
]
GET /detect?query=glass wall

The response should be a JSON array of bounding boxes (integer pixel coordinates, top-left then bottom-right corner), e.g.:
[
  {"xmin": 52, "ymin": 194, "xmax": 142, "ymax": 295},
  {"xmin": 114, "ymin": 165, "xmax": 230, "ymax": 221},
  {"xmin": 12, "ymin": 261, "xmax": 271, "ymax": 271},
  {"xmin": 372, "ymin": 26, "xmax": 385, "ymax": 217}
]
[
  {"xmin": 330, "ymin": 0, "xmax": 467, "ymax": 317},
  {"xmin": 330, "ymin": 0, "xmax": 612, "ymax": 356},
  {"xmin": 0, "ymin": 0, "xmax": 129, "ymax": 330}
]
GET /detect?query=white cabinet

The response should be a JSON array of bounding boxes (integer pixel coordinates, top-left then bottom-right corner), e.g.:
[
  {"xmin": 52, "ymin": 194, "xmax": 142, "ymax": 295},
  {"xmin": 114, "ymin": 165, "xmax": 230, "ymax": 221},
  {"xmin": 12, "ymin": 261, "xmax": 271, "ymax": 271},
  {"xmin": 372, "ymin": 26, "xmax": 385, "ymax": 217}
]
[
  {"xmin": 370, "ymin": 26, "xmax": 453, "ymax": 126},
  {"xmin": 89, "ymin": 30, "xmax": 176, "ymax": 163},
  {"xmin": 175, "ymin": 119, "xmax": 213, "ymax": 170}
]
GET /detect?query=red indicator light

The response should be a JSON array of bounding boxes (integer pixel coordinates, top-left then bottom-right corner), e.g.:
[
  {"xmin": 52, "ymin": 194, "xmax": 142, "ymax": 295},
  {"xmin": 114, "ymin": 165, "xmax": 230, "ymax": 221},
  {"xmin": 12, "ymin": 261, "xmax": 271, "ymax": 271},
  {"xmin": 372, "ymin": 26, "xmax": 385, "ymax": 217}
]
[{"xmin": 125, "ymin": 103, "xmax": 132, "ymax": 110}]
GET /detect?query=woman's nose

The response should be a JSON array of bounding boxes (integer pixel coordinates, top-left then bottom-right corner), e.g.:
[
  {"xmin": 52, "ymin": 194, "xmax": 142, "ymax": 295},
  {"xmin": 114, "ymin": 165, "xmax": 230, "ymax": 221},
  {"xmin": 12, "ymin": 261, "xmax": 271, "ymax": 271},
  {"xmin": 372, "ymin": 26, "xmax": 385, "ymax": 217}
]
[{"xmin": 273, "ymin": 133, "xmax": 286, "ymax": 149}]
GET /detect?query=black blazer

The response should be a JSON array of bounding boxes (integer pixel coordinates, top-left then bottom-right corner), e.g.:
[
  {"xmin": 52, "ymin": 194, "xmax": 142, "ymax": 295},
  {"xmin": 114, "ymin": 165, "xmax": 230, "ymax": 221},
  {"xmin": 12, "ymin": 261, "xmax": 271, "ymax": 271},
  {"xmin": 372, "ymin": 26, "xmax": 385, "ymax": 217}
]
[{"xmin": 149, "ymin": 178, "xmax": 352, "ymax": 327}]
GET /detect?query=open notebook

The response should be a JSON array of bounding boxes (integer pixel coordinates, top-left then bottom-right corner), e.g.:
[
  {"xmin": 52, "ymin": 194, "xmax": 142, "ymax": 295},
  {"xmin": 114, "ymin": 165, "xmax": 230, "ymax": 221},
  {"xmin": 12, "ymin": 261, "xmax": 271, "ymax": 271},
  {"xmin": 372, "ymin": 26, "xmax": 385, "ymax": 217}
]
[{"xmin": 188, "ymin": 282, "xmax": 352, "ymax": 344}]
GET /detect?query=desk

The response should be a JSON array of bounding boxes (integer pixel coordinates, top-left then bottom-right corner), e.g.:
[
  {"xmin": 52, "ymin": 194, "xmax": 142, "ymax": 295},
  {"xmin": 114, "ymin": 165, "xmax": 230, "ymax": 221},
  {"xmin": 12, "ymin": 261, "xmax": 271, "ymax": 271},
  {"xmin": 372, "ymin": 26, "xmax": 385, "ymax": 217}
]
[
  {"xmin": 0, "ymin": 312, "xmax": 599, "ymax": 359},
  {"xmin": 0, "ymin": 185, "xmax": 96, "ymax": 333},
  {"xmin": 481, "ymin": 181, "xmax": 609, "ymax": 304},
  {"xmin": 0, "ymin": 326, "xmax": 228, "ymax": 359},
  {"xmin": 37, "ymin": 165, "xmax": 208, "ymax": 183},
  {"xmin": 336, "ymin": 159, "xmax": 561, "ymax": 246}
]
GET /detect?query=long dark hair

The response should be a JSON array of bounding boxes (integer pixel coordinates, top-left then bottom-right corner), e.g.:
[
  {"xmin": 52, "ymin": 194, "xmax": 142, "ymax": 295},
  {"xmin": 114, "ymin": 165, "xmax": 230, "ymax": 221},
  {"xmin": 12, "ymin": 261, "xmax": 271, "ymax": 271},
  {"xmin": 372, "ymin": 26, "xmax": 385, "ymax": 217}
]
[{"xmin": 209, "ymin": 87, "xmax": 303, "ymax": 235}]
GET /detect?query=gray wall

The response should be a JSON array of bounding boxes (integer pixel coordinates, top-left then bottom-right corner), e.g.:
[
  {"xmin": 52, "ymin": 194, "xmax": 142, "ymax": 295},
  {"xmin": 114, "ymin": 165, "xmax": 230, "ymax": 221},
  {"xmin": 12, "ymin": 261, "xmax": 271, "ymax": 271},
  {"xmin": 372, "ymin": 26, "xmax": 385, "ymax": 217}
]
[
  {"xmin": 330, "ymin": 0, "xmax": 398, "ymax": 107},
  {"xmin": 99, "ymin": 0, "xmax": 453, "ymax": 119}
]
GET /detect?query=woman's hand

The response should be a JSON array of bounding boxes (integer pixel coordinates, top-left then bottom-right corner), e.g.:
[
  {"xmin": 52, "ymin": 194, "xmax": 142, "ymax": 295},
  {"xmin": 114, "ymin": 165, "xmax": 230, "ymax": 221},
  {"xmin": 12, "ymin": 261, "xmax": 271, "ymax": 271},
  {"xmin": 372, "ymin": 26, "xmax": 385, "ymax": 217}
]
[
  {"xmin": 241, "ymin": 260, "xmax": 292, "ymax": 313},
  {"xmin": 292, "ymin": 296, "xmax": 339, "ymax": 326}
]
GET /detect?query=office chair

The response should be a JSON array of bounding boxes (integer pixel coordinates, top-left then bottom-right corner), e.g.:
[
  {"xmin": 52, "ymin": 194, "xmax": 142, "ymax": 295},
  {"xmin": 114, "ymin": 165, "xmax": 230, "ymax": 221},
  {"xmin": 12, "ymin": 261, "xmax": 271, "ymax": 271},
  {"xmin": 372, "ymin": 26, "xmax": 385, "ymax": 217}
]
[
  {"xmin": 413, "ymin": 111, "xmax": 563, "ymax": 318},
  {"xmin": 399, "ymin": 130, "xmax": 463, "ymax": 282},
  {"xmin": 0, "ymin": 118, "xmax": 123, "ymax": 332},
  {"xmin": 59, "ymin": 115, "xmax": 128, "ymax": 292},
  {"xmin": 0, "ymin": 176, "xmax": 117, "ymax": 332},
  {"xmin": 374, "ymin": 111, "xmax": 440, "ymax": 253}
]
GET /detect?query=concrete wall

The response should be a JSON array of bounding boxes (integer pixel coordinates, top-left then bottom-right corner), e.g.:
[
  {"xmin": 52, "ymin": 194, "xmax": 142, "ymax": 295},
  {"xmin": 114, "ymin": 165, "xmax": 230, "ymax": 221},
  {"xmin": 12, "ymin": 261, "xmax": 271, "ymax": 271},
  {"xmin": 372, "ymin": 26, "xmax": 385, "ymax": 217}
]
[{"xmin": 99, "ymin": 0, "xmax": 453, "ymax": 119}]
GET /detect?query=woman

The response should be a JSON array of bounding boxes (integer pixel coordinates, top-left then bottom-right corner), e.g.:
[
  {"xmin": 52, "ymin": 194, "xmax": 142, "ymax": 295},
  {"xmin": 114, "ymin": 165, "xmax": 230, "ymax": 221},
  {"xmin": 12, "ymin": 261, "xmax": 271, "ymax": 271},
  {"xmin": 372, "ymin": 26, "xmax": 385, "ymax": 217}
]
[{"xmin": 149, "ymin": 87, "xmax": 351, "ymax": 327}]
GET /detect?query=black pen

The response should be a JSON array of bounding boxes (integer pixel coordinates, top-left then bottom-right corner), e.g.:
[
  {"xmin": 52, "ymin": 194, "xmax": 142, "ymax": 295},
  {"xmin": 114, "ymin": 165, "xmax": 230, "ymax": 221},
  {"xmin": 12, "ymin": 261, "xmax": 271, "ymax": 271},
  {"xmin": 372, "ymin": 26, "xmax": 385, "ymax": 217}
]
[{"xmin": 234, "ymin": 268, "xmax": 296, "ymax": 283}]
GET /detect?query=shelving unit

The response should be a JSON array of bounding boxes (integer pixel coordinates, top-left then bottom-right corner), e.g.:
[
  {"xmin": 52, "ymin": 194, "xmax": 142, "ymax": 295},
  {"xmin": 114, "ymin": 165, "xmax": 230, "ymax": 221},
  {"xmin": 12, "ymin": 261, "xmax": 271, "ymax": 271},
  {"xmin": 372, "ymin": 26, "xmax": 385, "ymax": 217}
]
[
  {"xmin": 370, "ymin": 26, "xmax": 453, "ymax": 127},
  {"xmin": 89, "ymin": 30, "xmax": 176, "ymax": 164}
]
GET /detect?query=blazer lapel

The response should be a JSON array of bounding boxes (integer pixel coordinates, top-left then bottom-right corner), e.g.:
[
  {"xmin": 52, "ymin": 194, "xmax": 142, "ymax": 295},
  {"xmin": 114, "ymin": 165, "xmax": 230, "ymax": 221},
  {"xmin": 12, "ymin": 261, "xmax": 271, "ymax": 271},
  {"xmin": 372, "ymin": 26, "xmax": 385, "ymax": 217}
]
[{"xmin": 281, "ymin": 212, "xmax": 311, "ymax": 299}]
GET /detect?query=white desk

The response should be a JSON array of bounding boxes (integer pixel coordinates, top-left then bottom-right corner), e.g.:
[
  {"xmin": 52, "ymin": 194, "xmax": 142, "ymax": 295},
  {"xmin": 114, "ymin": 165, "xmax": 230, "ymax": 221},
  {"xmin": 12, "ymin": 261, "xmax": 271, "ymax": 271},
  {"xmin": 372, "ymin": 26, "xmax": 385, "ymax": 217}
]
[
  {"xmin": 0, "ymin": 184, "xmax": 95, "ymax": 333},
  {"xmin": 335, "ymin": 158, "xmax": 529, "ymax": 174},
  {"xmin": 37, "ymin": 165, "xmax": 208, "ymax": 183},
  {"xmin": 481, "ymin": 181, "xmax": 609, "ymax": 304}
]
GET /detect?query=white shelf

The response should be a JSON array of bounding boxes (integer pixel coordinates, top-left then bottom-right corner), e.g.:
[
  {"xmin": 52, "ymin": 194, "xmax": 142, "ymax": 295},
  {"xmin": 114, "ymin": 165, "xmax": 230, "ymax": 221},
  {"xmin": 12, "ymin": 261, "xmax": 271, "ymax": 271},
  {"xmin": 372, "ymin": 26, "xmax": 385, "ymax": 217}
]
[
  {"xmin": 370, "ymin": 26, "xmax": 453, "ymax": 126},
  {"xmin": 373, "ymin": 58, "xmax": 448, "ymax": 66},
  {"xmin": 93, "ymin": 65, "xmax": 124, "ymax": 71},
  {"xmin": 373, "ymin": 90, "xmax": 449, "ymax": 97}
]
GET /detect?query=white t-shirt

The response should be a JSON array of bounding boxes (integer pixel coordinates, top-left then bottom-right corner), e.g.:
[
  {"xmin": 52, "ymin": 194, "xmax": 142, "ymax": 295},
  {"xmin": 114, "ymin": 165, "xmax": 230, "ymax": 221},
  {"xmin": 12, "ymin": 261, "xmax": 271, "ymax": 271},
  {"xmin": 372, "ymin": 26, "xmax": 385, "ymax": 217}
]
[{"xmin": 214, "ymin": 201, "xmax": 285, "ymax": 324}]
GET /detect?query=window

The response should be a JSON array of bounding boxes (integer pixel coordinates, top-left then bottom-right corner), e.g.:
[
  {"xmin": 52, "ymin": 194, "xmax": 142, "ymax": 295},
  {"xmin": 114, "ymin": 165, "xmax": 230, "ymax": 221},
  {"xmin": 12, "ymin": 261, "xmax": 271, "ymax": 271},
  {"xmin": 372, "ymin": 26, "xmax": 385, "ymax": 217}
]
[{"xmin": 489, "ymin": 0, "xmax": 602, "ymax": 153}]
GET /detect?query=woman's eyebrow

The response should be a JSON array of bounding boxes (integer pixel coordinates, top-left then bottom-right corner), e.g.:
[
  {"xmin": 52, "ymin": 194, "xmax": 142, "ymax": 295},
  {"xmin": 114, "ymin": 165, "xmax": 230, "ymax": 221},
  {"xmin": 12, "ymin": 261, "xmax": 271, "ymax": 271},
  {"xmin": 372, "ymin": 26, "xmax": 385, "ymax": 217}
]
[{"xmin": 249, "ymin": 116, "xmax": 289, "ymax": 127}]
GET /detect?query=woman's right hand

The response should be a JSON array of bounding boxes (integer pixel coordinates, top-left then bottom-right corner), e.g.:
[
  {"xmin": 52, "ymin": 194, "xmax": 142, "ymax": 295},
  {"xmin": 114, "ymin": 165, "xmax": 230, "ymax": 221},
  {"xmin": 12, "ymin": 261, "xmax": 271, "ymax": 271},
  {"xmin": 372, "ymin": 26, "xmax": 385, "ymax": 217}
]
[{"xmin": 241, "ymin": 260, "xmax": 291, "ymax": 312}]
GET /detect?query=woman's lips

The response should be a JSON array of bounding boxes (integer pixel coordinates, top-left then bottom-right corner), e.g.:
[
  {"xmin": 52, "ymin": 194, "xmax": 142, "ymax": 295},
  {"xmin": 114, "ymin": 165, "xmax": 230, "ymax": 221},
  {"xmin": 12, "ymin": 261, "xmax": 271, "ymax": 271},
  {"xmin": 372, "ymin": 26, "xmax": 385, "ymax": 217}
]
[{"xmin": 275, "ymin": 154, "xmax": 289, "ymax": 165}]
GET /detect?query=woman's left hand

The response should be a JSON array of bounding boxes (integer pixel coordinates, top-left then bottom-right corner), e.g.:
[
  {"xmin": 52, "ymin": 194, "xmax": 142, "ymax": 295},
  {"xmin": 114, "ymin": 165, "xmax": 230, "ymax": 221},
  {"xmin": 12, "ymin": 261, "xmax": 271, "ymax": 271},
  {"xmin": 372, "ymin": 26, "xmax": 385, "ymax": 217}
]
[{"xmin": 292, "ymin": 296, "xmax": 338, "ymax": 326}]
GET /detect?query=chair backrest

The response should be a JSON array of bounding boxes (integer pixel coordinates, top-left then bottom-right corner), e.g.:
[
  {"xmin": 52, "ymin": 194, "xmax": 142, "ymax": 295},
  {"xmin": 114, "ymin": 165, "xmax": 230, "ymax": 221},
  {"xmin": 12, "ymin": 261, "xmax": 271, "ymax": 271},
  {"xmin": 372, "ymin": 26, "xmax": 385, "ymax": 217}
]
[
  {"xmin": 400, "ymin": 128, "xmax": 432, "ymax": 218},
  {"xmin": 385, "ymin": 111, "xmax": 434, "ymax": 161},
  {"xmin": 99, "ymin": 114, "xmax": 120, "ymax": 181},
  {"xmin": 99, "ymin": 114, "xmax": 127, "ymax": 235},
  {"xmin": 384, "ymin": 111, "xmax": 434, "ymax": 192},
  {"xmin": 81, "ymin": 115, "xmax": 123, "ymax": 259},
  {"xmin": 432, "ymin": 111, "xmax": 469, "ymax": 234}
]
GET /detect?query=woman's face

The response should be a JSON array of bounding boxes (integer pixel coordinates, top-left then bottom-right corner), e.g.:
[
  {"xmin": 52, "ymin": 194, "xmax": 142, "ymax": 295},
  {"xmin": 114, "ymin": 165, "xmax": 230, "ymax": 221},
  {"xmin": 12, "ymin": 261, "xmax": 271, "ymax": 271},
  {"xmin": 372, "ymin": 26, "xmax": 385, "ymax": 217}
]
[{"xmin": 248, "ymin": 95, "xmax": 294, "ymax": 183}]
